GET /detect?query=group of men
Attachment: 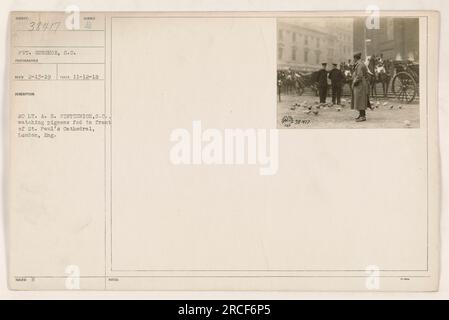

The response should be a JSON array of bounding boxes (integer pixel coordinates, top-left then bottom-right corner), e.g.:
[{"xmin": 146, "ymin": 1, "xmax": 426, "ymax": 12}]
[
  {"xmin": 315, "ymin": 62, "xmax": 345, "ymax": 105},
  {"xmin": 315, "ymin": 51, "xmax": 369, "ymax": 122}
]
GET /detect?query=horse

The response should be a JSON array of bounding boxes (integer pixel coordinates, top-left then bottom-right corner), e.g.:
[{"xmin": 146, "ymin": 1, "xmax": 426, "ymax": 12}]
[
  {"xmin": 280, "ymin": 70, "xmax": 297, "ymax": 94},
  {"xmin": 342, "ymin": 69, "xmax": 353, "ymax": 94},
  {"xmin": 374, "ymin": 63, "xmax": 391, "ymax": 97},
  {"xmin": 366, "ymin": 56, "xmax": 391, "ymax": 98},
  {"xmin": 277, "ymin": 70, "xmax": 308, "ymax": 97}
]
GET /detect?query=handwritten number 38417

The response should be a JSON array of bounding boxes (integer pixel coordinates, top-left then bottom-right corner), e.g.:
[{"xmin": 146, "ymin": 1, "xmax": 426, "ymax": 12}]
[{"xmin": 28, "ymin": 21, "xmax": 61, "ymax": 31}]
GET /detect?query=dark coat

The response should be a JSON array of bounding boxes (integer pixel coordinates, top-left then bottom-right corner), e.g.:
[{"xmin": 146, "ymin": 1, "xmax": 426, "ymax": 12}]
[
  {"xmin": 351, "ymin": 60, "xmax": 368, "ymax": 111},
  {"xmin": 328, "ymin": 69, "xmax": 344, "ymax": 86},
  {"xmin": 316, "ymin": 69, "xmax": 328, "ymax": 88}
]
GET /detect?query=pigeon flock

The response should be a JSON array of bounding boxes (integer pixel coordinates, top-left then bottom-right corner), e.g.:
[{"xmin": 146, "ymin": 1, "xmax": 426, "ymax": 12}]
[{"xmin": 284, "ymin": 98, "xmax": 411, "ymax": 128}]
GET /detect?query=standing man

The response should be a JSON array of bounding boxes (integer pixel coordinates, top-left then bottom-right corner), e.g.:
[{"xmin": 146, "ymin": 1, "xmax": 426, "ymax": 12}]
[
  {"xmin": 351, "ymin": 52, "xmax": 369, "ymax": 122},
  {"xmin": 316, "ymin": 62, "xmax": 328, "ymax": 103},
  {"xmin": 328, "ymin": 63, "xmax": 344, "ymax": 105}
]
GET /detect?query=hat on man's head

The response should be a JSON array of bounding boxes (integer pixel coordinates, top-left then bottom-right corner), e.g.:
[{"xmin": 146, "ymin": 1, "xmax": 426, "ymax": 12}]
[
  {"xmin": 321, "ymin": 62, "xmax": 327, "ymax": 67},
  {"xmin": 353, "ymin": 51, "xmax": 362, "ymax": 59},
  {"xmin": 332, "ymin": 63, "xmax": 338, "ymax": 67}
]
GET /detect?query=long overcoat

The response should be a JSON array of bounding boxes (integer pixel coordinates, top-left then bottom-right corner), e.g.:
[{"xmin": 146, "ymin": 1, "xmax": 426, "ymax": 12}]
[{"xmin": 351, "ymin": 60, "xmax": 368, "ymax": 110}]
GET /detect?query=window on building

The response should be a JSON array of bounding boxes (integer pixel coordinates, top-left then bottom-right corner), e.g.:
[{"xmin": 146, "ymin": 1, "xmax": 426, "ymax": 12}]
[
  {"xmin": 304, "ymin": 36, "xmax": 308, "ymax": 45},
  {"xmin": 316, "ymin": 50, "xmax": 321, "ymax": 64},
  {"xmin": 304, "ymin": 48, "xmax": 309, "ymax": 63},
  {"xmin": 292, "ymin": 32, "xmax": 296, "ymax": 42},
  {"xmin": 291, "ymin": 47, "xmax": 297, "ymax": 61},
  {"xmin": 386, "ymin": 18, "xmax": 394, "ymax": 40},
  {"xmin": 278, "ymin": 29, "xmax": 283, "ymax": 41},
  {"xmin": 317, "ymin": 38, "xmax": 320, "ymax": 48},
  {"xmin": 278, "ymin": 46, "xmax": 283, "ymax": 60}
]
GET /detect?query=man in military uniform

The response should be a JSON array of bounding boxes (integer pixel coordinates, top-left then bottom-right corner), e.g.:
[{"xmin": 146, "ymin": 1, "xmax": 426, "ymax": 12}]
[
  {"xmin": 316, "ymin": 62, "xmax": 328, "ymax": 103},
  {"xmin": 328, "ymin": 63, "xmax": 344, "ymax": 105},
  {"xmin": 351, "ymin": 52, "xmax": 369, "ymax": 122}
]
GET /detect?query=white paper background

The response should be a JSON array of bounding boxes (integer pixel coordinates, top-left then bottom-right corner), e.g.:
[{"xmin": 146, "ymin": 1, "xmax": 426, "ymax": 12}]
[{"xmin": 0, "ymin": 0, "xmax": 448, "ymax": 299}]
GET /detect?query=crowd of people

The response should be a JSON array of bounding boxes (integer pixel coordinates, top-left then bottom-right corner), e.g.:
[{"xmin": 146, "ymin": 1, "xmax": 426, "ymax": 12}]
[
  {"xmin": 279, "ymin": 52, "xmax": 395, "ymax": 122},
  {"xmin": 316, "ymin": 52, "xmax": 394, "ymax": 122}
]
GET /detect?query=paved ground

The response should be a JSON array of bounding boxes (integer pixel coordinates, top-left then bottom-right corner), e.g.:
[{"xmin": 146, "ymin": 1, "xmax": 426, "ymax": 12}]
[{"xmin": 277, "ymin": 94, "xmax": 420, "ymax": 129}]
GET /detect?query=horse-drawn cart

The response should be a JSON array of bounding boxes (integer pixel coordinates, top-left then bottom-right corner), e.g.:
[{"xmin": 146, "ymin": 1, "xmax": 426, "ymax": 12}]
[
  {"xmin": 391, "ymin": 61, "xmax": 419, "ymax": 103},
  {"xmin": 277, "ymin": 69, "xmax": 317, "ymax": 101}
]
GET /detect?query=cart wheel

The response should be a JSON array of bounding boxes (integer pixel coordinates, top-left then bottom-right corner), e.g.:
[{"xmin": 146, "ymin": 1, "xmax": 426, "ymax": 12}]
[
  {"xmin": 296, "ymin": 86, "xmax": 305, "ymax": 96},
  {"xmin": 392, "ymin": 72, "xmax": 416, "ymax": 103}
]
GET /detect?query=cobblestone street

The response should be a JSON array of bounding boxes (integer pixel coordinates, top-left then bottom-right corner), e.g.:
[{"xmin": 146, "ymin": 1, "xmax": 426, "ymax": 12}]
[{"xmin": 277, "ymin": 93, "xmax": 420, "ymax": 129}]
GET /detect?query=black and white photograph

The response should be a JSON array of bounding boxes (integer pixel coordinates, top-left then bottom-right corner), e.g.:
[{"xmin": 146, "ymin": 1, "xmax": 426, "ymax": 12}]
[
  {"xmin": 1, "ymin": 0, "xmax": 448, "ymax": 302},
  {"xmin": 277, "ymin": 17, "xmax": 420, "ymax": 128}
]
